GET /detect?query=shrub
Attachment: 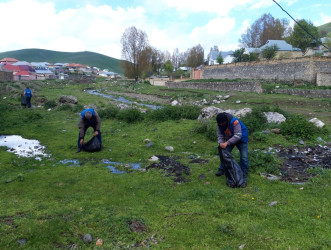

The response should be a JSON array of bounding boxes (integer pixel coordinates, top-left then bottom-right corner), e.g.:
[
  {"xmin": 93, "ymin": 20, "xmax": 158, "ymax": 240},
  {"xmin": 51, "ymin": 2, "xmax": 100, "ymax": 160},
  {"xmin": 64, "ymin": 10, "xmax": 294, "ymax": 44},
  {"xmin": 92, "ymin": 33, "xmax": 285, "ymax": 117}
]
[
  {"xmin": 241, "ymin": 108, "xmax": 268, "ymax": 134},
  {"xmin": 146, "ymin": 105, "xmax": 200, "ymax": 121},
  {"xmin": 280, "ymin": 114, "xmax": 324, "ymax": 140},
  {"xmin": 72, "ymin": 104, "xmax": 84, "ymax": 113},
  {"xmin": 249, "ymin": 150, "xmax": 280, "ymax": 174},
  {"xmin": 98, "ymin": 105, "xmax": 119, "ymax": 119},
  {"xmin": 116, "ymin": 108, "xmax": 144, "ymax": 123},
  {"xmin": 194, "ymin": 119, "xmax": 217, "ymax": 141},
  {"xmin": 44, "ymin": 100, "xmax": 57, "ymax": 109},
  {"xmin": 57, "ymin": 104, "xmax": 72, "ymax": 111}
]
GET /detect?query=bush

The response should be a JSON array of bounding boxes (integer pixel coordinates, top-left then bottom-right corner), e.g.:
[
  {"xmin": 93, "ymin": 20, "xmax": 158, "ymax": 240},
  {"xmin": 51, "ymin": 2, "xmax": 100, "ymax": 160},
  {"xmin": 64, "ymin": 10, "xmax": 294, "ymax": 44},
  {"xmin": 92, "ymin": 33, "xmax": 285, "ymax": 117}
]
[
  {"xmin": 194, "ymin": 119, "xmax": 217, "ymax": 141},
  {"xmin": 72, "ymin": 104, "xmax": 84, "ymax": 113},
  {"xmin": 241, "ymin": 108, "xmax": 268, "ymax": 134},
  {"xmin": 280, "ymin": 114, "xmax": 324, "ymax": 140},
  {"xmin": 116, "ymin": 108, "xmax": 144, "ymax": 123},
  {"xmin": 44, "ymin": 100, "xmax": 57, "ymax": 109},
  {"xmin": 146, "ymin": 105, "xmax": 200, "ymax": 121},
  {"xmin": 57, "ymin": 104, "xmax": 72, "ymax": 111},
  {"xmin": 249, "ymin": 150, "xmax": 280, "ymax": 174},
  {"xmin": 98, "ymin": 105, "xmax": 119, "ymax": 119}
]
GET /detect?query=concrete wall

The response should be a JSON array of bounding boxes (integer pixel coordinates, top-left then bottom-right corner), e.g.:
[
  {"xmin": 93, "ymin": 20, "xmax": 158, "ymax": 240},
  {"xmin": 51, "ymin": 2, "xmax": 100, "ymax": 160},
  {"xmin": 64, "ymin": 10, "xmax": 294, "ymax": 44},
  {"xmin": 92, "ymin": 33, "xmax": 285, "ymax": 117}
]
[
  {"xmin": 202, "ymin": 57, "xmax": 331, "ymax": 84},
  {"xmin": 165, "ymin": 81, "xmax": 263, "ymax": 93}
]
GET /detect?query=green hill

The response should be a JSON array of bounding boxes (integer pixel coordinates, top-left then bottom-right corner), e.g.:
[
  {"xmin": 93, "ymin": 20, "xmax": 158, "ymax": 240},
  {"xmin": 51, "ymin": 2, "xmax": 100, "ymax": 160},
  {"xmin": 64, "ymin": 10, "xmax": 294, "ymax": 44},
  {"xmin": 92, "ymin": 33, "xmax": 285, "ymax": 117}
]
[
  {"xmin": 318, "ymin": 22, "xmax": 331, "ymax": 36},
  {"xmin": 0, "ymin": 48, "xmax": 123, "ymax": 75}
]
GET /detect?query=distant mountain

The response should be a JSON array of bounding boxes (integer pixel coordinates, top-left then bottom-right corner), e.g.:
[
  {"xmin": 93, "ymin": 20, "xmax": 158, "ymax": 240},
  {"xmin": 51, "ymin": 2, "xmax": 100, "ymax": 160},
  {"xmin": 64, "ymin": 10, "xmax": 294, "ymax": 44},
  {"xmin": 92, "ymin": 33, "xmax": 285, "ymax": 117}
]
[
  {"xmin": 318, "ymin": 22, "xmax": 331, "ymax": 36},
  {"xmin": 0, "ymin": 48, "xmax": 123, "ymax": 75}
]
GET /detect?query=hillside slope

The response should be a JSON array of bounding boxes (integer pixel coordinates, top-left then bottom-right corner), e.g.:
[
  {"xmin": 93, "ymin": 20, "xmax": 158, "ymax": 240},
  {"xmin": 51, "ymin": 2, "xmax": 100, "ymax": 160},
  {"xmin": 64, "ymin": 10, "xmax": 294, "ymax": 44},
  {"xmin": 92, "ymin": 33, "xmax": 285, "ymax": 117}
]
[
  {"xmin": 318, "ymin": 22, "xmax": 331, "ymax": 35},
  {"xmin": 0, "ymin": 48, "xmax": 123, "ymax": 75}
]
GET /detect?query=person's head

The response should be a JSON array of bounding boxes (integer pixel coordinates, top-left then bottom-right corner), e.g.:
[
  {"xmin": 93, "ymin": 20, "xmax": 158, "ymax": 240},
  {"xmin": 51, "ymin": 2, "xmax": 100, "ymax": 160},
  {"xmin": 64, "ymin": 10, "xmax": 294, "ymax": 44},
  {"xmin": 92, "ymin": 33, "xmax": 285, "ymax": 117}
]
[
  {"xmin": 84, "ymin": 111, "xmax": 92, "ymax": 120},
  {"xmin": 216, "ymin": 112, "xmax": 231, "ymax": 128}
]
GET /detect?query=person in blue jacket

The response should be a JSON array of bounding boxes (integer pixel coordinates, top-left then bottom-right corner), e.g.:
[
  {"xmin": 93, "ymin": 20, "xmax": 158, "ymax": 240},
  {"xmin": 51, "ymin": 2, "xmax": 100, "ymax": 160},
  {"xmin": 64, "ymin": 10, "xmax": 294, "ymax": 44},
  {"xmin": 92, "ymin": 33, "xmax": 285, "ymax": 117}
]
[
  {"xmin": 215, "ymin": 112, "xmax": 248, "ymax": 186},
  {"xmin": 23, "ymin": 87, "xmax": 33, "ymax": 108},
  {"xmin": 77, "ymin": 108, "xmax": 102, "ymax": 153}
]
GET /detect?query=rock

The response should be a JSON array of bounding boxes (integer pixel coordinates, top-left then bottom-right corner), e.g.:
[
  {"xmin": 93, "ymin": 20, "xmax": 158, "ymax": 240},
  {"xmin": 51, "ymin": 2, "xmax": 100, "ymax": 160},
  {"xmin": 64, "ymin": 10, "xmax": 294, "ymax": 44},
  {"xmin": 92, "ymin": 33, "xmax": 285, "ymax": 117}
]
[
  {"xmin": 239, "ymin": 244, "xmax": 246, "ymax": 249},
  {"xmin": 145, "ymin": 142, "xmax": 154, "ymax": 148},
  {"xmin": 269, "ymin": 201, "xmax": 277, "ymax": 207},
  {"xmin": 235, "ymin": 100, "xmax": 241, "ymax": 104},
  {"xmin": 260, "ymin": 173, "xmax": 280, "ymax": 181},
  {"xmin": 271, "ymin": 128, "xmax": 281, "ymax": 134},
  {"xmin": 275, "ymin": 86, "xmax": 280, "ymax": 89},
  {"xmin": 197, "ymin": 106, "xmax": 223, "ymax": 120},
  {"xmin": 212, "ymin": 99, "xmax": 220, "ymax": 104},
  {"xmin": 171, "ymin": 100, "xmax": 179, "ymax": 106},
  {"xmin": 18, "ymin": 239, "xmax": 27, "ymax": 245},
  {"xmin": 117, "ymin": 103, "xmax": 130, "ymax": 110},
  {"xmin": 263, "ymin": 112, "xmax": 286, "ymax": 124},
  {"xmin": 264, "ymin": 129, "xmax": 271, "ymax": 134},
  {"xmin": 143, "ymin": 138, "xmax": 151, "ymax": 143},
  {"xmin": 309, "ymin": 118, "xmax": 325, "ymax": 128},
  {"xmin": 223, "ymin": 95, "xmax": 230, "ymax": 100},
  {"xmin": 59, "ymin": 95, "xmax": 78, "ymax": 104},
  {"xmin": 165, "ymin": 146, "xmax": 174, "ymax": 152},
  {"xmin": 299, "ymin": 140, "xmax": 305, "ymax": 145},
  {"xmin": 96, "ymin": 239, "xmax": 103, "ymax": 246},
  {"xmin": 216, "ymin": 95, "xmax": 223, "ymax": 99},
  {"xmin": 232, "ymin": 108, "xmax": 252, "ymax": 118},
  {"xmin": 83, "ymin": 234, "xmax": 92, "ymax": 244},
  {"xmin": 148, "ymin": 156, "xmax": 159, "ymax": 161},
  {"xmin": 198, "ymin": 174, "xmax": 206, "ymax": 180}
]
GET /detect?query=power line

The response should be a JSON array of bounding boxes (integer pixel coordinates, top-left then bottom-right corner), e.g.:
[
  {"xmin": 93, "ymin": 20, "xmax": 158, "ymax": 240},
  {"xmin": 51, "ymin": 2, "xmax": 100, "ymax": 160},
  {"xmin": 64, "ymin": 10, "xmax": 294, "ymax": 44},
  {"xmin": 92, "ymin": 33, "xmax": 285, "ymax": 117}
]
[{"xmin": 272, "ymin": 0, "xmax": 331, "ymax": 52}]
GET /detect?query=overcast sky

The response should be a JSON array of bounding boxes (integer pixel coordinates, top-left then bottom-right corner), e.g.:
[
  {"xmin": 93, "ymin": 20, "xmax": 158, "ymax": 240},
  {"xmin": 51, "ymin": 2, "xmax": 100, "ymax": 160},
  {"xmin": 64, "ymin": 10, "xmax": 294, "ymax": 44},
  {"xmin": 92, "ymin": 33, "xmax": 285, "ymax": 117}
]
[{"xmin": 0, "ymin": 0, "xmax": 330, "ymax": 59}]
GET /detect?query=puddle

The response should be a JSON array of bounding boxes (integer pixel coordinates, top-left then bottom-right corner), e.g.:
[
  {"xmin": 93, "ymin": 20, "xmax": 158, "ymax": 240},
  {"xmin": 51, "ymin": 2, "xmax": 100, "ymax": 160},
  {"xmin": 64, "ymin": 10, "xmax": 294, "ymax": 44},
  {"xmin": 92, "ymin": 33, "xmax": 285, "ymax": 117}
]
[
  {"xmin": 102, "ymin": 159, "xmax": 141, "ymax": 174},
  {"xmin": 0, "ymin": 135, "xmax": 50, "ymax": 160},
  {"xmin": 86, "ymin": 90, "xmax": 162, "ymax": 110},
  {"xmin": 59, "ymin": 159, "xmax": 80, "ymax": 167}
]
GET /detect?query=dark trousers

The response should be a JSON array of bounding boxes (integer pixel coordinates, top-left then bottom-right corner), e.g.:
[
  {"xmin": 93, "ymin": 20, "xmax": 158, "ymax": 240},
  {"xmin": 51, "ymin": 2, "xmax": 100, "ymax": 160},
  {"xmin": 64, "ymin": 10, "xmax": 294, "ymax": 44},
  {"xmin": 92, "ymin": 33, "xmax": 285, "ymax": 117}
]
[
  {"xmin": 218, "ymin": 141, "xmax": 248, "ymax": 177},
  {"xmin": 77, "ymin": 127, "xmax": 102, "ymax": 149},
  {"xmin": 26, "ymin": 97, "xmax": 31, "ymax": 108}
]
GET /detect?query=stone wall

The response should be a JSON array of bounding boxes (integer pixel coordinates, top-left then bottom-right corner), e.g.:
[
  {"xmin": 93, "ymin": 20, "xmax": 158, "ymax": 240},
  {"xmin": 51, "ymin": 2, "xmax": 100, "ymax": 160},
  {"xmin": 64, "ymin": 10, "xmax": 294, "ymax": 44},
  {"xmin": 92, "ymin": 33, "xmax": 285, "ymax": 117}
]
[
  {"xmin": 274, "ymin": 89, "xmax": 331, "ymax": 98},
  {"xmin": 0, "ymin": 71, "xmax": 13, "ymax": 82},
  {"xmin": 316, "ymin": 72, "xmax": 331, "ymax": 86},
  {"xmin": 202, "ymin": 57, "xmax": 331, "ymax": 84},
  {"xmin": 165, "ymin": 81, "xmax": 263, "ymax": 93}
]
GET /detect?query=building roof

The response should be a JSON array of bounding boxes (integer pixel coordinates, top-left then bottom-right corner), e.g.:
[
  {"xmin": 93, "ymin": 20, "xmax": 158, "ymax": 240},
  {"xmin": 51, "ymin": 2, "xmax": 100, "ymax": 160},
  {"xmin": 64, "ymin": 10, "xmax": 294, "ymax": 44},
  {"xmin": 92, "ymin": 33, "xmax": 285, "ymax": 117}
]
[
  {"xmin": 14, "ymin": 71, "xmax": 32, "ymax": 76},
  {"xmin": 0, "ymin": 57, "xmax": 19, "ymax": 63},
  {"xmin": 209, "ymin": 50, "xmax": 234, "ymax": 60},
  {"xmin": 3, "ymin": 64, "xmax": 22, "ymax": 72},
  {"xmin": 259, "ymin": 40, "xmax": 300, "ymax": 51},
  {"xmin": 35, "ymin": 69, "xmax": 53, "ymax": 74},
  {"xmin": 12, "ymin": 61, "xmax": 32, "ymax": 66}
]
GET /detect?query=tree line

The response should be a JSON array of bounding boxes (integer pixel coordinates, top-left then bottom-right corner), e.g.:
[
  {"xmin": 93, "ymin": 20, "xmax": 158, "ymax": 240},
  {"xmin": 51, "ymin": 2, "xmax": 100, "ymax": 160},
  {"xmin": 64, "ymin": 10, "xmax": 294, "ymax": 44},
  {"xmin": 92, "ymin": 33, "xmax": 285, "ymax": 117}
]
[{"xmin": 120, "ymin": 13, "xmax": 330, "ymax": 80}]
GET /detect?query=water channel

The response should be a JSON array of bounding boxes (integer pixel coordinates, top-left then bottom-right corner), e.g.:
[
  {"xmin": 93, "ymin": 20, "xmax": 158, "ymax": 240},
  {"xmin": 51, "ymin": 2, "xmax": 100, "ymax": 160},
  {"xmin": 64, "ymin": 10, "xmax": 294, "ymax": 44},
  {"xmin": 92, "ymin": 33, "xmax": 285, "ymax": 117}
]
[{"xmin": 85, "ymin": 89, "xmax": 162, "ymax": 110}]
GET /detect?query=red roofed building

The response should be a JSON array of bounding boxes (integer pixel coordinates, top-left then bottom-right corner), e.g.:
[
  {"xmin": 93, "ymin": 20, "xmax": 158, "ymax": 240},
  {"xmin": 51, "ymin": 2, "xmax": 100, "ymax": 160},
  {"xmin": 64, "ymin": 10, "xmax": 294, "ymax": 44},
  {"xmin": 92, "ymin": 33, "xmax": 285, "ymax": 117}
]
[
  {"xmin": 13, "ymin": 70, "xmax": 36, "ymax": 81},
  {"xmin": 0, "ymin": 57, "xmax": 19, "ymax": 64},
  {"xmin": 3, "ymin": 64, "xmax": 22, "ymax": 72}
]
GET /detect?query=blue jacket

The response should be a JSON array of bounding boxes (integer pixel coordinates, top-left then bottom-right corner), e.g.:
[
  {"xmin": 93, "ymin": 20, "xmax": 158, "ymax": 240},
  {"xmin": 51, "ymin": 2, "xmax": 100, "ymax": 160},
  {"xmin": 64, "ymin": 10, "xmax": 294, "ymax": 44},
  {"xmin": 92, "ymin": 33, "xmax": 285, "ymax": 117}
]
[{"xmin": 218, "ymin": 117, "xmax": 248, "ymax": 145}]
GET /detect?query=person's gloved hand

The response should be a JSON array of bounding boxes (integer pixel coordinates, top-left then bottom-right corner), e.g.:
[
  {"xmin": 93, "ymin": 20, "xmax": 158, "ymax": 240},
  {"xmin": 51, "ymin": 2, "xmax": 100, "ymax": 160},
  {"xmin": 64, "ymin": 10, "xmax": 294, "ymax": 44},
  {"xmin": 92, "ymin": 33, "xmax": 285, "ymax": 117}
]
[
  {"xmin": 220, "ymin": 142, "xmax": 228, "ymax": 149},
  {"xmin": 94, "ymin": 131, "xmax": 99, "ymax": 136},
  {"xmin": 80, "ymin": 139, "xmax": 84, "ymax": 145}
]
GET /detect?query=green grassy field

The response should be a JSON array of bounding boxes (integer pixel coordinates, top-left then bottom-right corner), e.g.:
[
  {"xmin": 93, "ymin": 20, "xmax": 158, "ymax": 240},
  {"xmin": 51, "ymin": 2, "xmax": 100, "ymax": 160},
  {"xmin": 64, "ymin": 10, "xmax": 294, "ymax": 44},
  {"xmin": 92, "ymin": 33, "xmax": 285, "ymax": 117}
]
[{"xmin": 0, "ymin": 80, "xmax": 330, "ymax": 249}]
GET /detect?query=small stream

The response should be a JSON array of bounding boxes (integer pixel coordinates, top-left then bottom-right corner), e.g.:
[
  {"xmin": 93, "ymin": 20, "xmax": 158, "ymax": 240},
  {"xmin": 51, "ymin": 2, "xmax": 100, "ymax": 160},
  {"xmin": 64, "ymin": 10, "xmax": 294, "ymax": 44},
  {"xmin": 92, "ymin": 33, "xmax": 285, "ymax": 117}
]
[{"xmin": 85, "ymin": 90, "xmax": 162, "ymax": 110}]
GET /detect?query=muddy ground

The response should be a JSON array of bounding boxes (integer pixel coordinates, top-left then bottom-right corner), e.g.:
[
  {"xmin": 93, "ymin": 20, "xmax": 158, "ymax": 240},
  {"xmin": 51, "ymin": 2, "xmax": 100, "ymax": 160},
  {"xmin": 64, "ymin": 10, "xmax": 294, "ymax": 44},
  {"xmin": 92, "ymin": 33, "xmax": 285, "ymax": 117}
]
[{"xmin": 147, "ymin": 145, "xmax": 330, "ymax": 184}]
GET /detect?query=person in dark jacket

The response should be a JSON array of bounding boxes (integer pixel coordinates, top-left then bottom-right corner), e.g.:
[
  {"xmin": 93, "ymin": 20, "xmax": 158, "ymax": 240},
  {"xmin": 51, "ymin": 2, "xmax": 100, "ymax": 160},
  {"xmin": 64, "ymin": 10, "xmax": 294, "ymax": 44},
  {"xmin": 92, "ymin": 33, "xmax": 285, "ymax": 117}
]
[
  {"xmin": 23, "ymin": 87, "xmax": 33, "ymax": 108},
  {"xmin": 77, "ymin": 108, "xmax": 102, "ymax": 153},
  {"xmin": 215, "ymin": 112, "xmax": 248, "ymax": 186}
]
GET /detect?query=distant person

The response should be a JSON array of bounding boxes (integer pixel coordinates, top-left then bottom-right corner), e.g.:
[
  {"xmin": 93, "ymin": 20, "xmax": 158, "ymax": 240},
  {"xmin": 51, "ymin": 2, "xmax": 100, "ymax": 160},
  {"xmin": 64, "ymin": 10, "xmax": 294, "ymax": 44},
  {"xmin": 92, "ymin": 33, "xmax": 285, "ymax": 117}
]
[
  {"xmin": 77, "ymin": 108, "xmax": 102, "ymax": 153},
  {"xmin": 23, "ymin": 87, "xmax": 33, "ymax": 108},
  {"xmin": 215, "ymin": 112, "xmax": 248, "ymax": 187}
]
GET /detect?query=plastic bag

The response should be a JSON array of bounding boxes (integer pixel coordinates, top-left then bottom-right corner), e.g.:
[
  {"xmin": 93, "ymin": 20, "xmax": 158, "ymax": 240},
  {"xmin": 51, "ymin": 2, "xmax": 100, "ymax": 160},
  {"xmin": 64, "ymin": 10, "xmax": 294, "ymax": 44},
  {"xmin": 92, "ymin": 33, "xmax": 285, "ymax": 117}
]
[
  {"xmin": 21, "ymin": 95, "xmax": 26, "ymax": 106},
  {"xmin": 82, "ymin": 136, "xmax": 102, "ymax": 152},
  {"xmin": 220, "ymin": 148, "xmax": 244, "ymax": 188}
]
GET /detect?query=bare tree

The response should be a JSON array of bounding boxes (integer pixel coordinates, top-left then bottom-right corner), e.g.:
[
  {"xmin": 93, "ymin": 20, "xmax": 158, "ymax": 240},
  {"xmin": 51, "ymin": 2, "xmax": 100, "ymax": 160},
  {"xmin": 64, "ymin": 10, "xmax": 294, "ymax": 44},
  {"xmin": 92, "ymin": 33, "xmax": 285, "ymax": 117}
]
[
  {"xmin": 240, "ymin": 13, "xmax": 289, "ymax": 48},
  {"xmin": 172, "ymin": 48, "xmax": 181, "ymax": 70},
  {"xmin": 186, "ymin": 44, "xmax": 204, "ymax": 68},
  {"xmin": 120, "ymin": 26, "xmax": 149, "ymax": 81}
]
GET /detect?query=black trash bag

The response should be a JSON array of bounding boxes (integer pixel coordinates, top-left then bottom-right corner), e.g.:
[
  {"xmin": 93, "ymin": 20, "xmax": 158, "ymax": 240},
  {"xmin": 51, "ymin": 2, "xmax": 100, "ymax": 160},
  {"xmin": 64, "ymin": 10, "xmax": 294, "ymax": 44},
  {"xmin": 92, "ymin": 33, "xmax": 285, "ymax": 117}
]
[
  {"xmin": 82, "ymin": 136, "xmax": 102, "ymax": 152},
  {"xmin": 220, "ymin": 149, "xmax": 244, "ymax": 188},
  {"xmin": 21, "ymin": 95, "xmax": 26, "ymax": 106}
]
